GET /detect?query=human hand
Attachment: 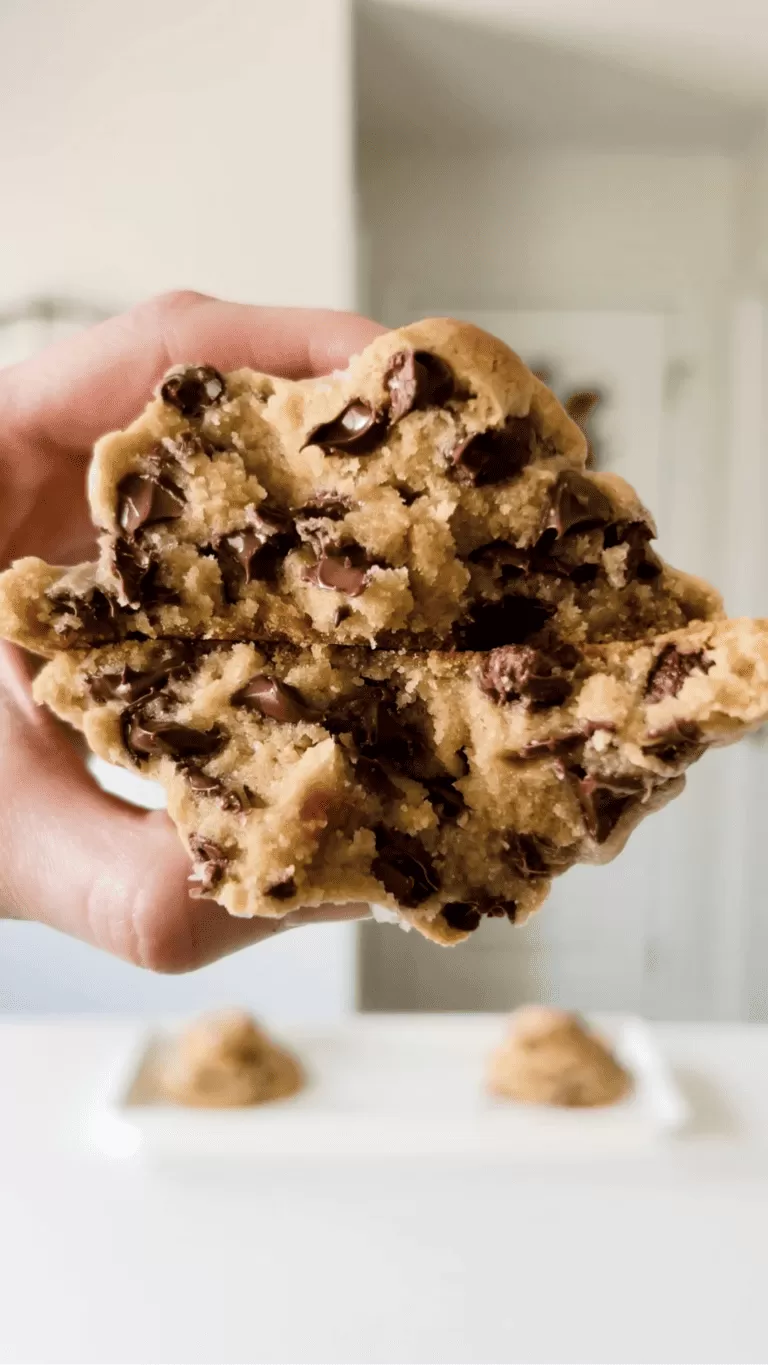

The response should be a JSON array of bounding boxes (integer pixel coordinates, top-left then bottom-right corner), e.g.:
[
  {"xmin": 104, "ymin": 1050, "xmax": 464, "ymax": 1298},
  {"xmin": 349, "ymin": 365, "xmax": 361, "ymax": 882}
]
[{"xmin": 0, "ymin": 292, "xmax": 384, "ymax": 968}]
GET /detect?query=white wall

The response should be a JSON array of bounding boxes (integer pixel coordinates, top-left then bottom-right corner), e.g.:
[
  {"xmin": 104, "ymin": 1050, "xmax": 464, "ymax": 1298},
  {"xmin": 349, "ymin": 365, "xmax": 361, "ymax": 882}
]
[
  {"xmin": 0, "ymin": 919, "xmax": 355, "ymax": 1022},
  {"xmin": 363, "ymin": 0, "xmax": 768, "ymax": 106},
  {"xmin": 0, "ymin": 0, "xmax": 355, "ymax": 309}
]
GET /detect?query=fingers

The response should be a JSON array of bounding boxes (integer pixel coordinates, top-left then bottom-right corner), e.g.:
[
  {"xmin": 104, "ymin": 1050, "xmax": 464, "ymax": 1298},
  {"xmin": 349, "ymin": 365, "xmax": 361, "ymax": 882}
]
[
  {"xmin": 0, "ymin": 643, "xmax": 369, "ymax": 970},
  {"xmin": 2, "ymin": 291, "xmax": 386, "ymax": 456},
  {"xmin": 156, "ymin": 892, "xmax": 371, "ymax": 974}
]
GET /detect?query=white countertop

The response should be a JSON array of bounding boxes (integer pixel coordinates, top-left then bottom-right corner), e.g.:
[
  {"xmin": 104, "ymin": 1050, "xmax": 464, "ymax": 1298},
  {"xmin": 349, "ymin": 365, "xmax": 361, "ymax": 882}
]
[{"xmin": 2, "ymin": 1017, "xmax": 768, "ymax": 1365}]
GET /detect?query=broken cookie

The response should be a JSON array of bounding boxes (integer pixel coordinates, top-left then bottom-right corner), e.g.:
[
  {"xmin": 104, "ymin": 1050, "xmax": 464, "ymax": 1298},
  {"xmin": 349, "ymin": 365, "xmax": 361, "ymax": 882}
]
[
  {"xmin": 2, "ymin": 317, "xmax": 766, "ymax": 943},
  {"xmin": 0, "ymin": 319, "xmax": 719, "ymax": 655},
  {"xmin": 33, "ymin": 617, "xmax": 768, "ymax": 942}
]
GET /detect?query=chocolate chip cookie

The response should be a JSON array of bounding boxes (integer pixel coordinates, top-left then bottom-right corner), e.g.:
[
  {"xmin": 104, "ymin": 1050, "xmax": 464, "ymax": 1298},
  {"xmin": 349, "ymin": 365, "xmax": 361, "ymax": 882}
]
[{"xmin": 3, "ymin": 318, "xmax": 767, "ymax": 942}]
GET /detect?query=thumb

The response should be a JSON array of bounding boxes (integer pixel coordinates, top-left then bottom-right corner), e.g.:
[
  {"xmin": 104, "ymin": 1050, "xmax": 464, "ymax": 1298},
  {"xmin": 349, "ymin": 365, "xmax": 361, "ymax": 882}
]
[{"xmin": 1, "ymin": 645, "xmax": 368, "ymax": 969}]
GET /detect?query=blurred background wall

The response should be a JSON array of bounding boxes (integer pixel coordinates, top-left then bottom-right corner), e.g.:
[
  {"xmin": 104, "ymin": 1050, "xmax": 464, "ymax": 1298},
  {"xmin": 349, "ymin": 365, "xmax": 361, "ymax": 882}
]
[
  {"xmin": 0, "ymin": 0, "xmax": 355, "ymax": 311},
  {"xmin": 1, "ymin": 0, "xmax": 768, "ymax": 1019}
]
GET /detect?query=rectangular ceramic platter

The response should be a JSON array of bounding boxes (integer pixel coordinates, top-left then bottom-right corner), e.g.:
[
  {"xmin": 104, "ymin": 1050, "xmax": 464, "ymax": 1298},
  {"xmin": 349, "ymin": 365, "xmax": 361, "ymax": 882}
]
[{"xmin": 89, "ymin": 1014, "xmax": 688, "ymax": 1161}]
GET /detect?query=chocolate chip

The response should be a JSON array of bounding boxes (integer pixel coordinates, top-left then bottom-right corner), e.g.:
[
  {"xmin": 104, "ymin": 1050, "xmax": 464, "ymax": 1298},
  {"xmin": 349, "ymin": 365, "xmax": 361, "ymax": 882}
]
[
  {"xmin": 503, "ymin": 832, "xmax": 576, "ymax": 879},
  {"xmin": 512, "ymin": 732, "xmax": 586, "ymax": 760},
  {"xmin": 112, "ymin": 539, "xmax": 148, "ymax": 606},
  {"xmin": 123, "ymin": 713, "xmax": 226, "ymax": 762},
  {"xmin": 326, "ymin": 685, "xmax": 429, "ymax": 778},
  {"xmin": 184, "ymin": 768, "xmax": 252, "ymax": 812},
  {"xmin": 450, "ymin": 417, "xmax": 537, "ymax": 487},
  {"xmin": 547, "ymin": 471, "xmax": 614, "ymax": 537},
  {"xmin": 371, "ymin": 827, "xmax": 440, "ymax": 908},
  {"xmin": 138, "ymin": 559, "xmax": 182, "ymax": 607},
  {"xmin": 633, "ymin": 546, "xmax": 663, "ymax": 582},
  {"xmin": 525, "ymin": 527, "xmax": 603, "ymax": 580},
  {"xmin": 552, "ymin": 640, "xmax": 582, "ymax": 669},
  {"xmin": 305, "ymin": 548, "xmax": 371, "ymax": 596},
  {"xmin": 160, "ymin": 365, "xmax": 226, "ymax": 418},
  {"xmin": 645, "ymin": 644, "xmax": 711, "ymax": 704},
  {"xmin": 51, "ymin": 587, "xmax": 119, "ymax": 641},
  {"xmin": 232, "ymin": 675, "xmax": 313, "ymax": 723},
  {"xmin": 503, "ymin": 833, "xmax": 550, "ymax": 879},
  {"xmin": 266, "ymin": 876, "xmax": 297, "ymax": 901},
  {"xmin": 425, "ymin": 776, "xmax": 466, "ymax": 820},
  {"xmin": 385, "ymin": 349, "xmax": 454, "ymax": 423},
  {"xmin": 355, "ymin": 757, "xmax": 401, "ymax": 801},
  {"xmin": 215, "ymin": 533, "xmax": 265, "ymax": 598},
  {"xmin": 511, "ymin": 718, "xmax": 614, "ymax": 762},
  {"xmin": 560, "ymin": 770, "xmax": 646, "ymax": 843},
  {"xmin": 110, "ymin": 539, "xmax": 179, "ymax": 610},
  {"xmin": 75, "ymin": 589, "xmax": 119, "ymax": 636},
  {"xmin": 479, "ymin": 644, "xmax": 576, "ymax": 708},
  {"xmin": 458, "ymin": 596, "xmax": 554, "ymax": 651},
  {"xmin": 117, "ymin": 471, "xmax": 185, "ymax": 537},
  {"xmin": 251, "ymin": 505, "xmax": 295, "ymax": 539},
  {"xmin": 362, "ymin": 699, "xmax": 431, "ymax": 779},
  {"xmin": 88, "ymin": 655, "xmax": 183, "ymax": 704},
  {"xmin": 184, "ymin": 768, "xmax": 225, "ymax": 795},
  {"xmin": 581, "ymin": 787, "xmax": 635, "ymax": 843},
  {"xmin": 305, "ymin": 401, "xmax": 388, "ymax": 455},
  {"xmin": 643, "ymin": 721, "xmax": 705, "ymax": 767},
  {"xmin": 295, "ymin": 492, "xmax": 353, "ymax": 521},
  {"xmin": 214, "ymin": 507, "xmax": 297, "ymax": 601},
  {"xmin": 441, "ymin": 902, "xmax": 482, "ymax": 933},
  {"xmin": 606, "ymin": 521, "xmax": 662, "ymax": 582},
  {"xmin": 89, "ymin": 669, "xmax": 137, "ymax": 703},
  {"xmin": 325, "ymin": 685, "xmax": 386, "ymax": 749},
  {"xmin": 468, "ymin": 540, "xmax": 529, "ymax": 575},
  {"xmin": 188, "ymin": 835, "xmax": 230, "ymax": 898},
  {"xmin": 395, "ymin": 484, "xmax": 419, "ymax": 507},
  {"xmin": 442, "ymin": 898, "xmax": 517, "ymax": 933},
  {"xmin": 472, "ymin": 899, "xmax": 518, "ymax": 922}
]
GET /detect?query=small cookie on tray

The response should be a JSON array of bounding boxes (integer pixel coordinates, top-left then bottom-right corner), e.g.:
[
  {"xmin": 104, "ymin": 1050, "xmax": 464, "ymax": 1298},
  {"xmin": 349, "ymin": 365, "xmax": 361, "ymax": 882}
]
[
  {"xmin": 487, "ymin": 1006, "xmax": 631, "ymax": 1107},
  {"xmin": 157, "ymin": 1009, "xmax": 303, "ymax": 1108}
]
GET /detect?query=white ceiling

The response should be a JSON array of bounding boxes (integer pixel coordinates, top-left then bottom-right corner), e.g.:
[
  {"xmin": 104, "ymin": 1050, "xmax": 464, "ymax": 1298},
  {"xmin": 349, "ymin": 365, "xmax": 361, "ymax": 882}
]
[{"xmin": 356, "ymin": 1, "xmax": 764, "ymax": 152}]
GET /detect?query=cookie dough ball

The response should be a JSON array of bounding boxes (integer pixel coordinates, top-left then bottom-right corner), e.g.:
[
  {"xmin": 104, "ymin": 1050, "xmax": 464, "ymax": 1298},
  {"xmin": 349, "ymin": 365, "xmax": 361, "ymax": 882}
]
[
  {"xmin": 159, "ymin": 1009, "xmax": 304, "ymax": 1107},
  {"xmin": 487, "ymin": 1005, "xmax": 631, "ymax": 1107}
]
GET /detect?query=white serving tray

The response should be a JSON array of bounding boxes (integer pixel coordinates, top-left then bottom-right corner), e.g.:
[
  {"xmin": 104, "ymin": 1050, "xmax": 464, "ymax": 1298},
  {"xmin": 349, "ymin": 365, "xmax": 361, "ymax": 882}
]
[{"xmin": 88, "ymin": 1013, "xmax": 689, "ymax": 1162}]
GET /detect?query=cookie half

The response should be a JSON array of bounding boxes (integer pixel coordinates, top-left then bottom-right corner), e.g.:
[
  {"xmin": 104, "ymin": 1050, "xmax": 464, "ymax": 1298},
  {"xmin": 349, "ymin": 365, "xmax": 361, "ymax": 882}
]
[
  {"xmin": 34, "ymin": 617, "xmax": 768, "ymax": 941},
  {"xmin": 0, "ymin": 319, "xmax": 720, "ymax": 655}
]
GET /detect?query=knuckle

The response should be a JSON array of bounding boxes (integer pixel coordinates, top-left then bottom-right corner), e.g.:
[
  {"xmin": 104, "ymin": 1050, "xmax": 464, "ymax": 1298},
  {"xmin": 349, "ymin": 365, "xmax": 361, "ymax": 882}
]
[
  {"xmin": 139, "ymin": 289, "xmax": 209, "ymax": 327},
  {"xmin": 133, "ymin": 918, "xmax": 198, "ymax": 975},
  {"xmin": 88, "ymin": 874, "xmax": 200, "ymax": 975}
]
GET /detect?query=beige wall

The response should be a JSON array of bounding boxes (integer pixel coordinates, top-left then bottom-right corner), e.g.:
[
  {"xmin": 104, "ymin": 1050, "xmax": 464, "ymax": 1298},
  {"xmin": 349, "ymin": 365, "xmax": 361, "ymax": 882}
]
[{"xmin": 0, "ymin": 0, "xmax": 355, "ymax": 309}]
